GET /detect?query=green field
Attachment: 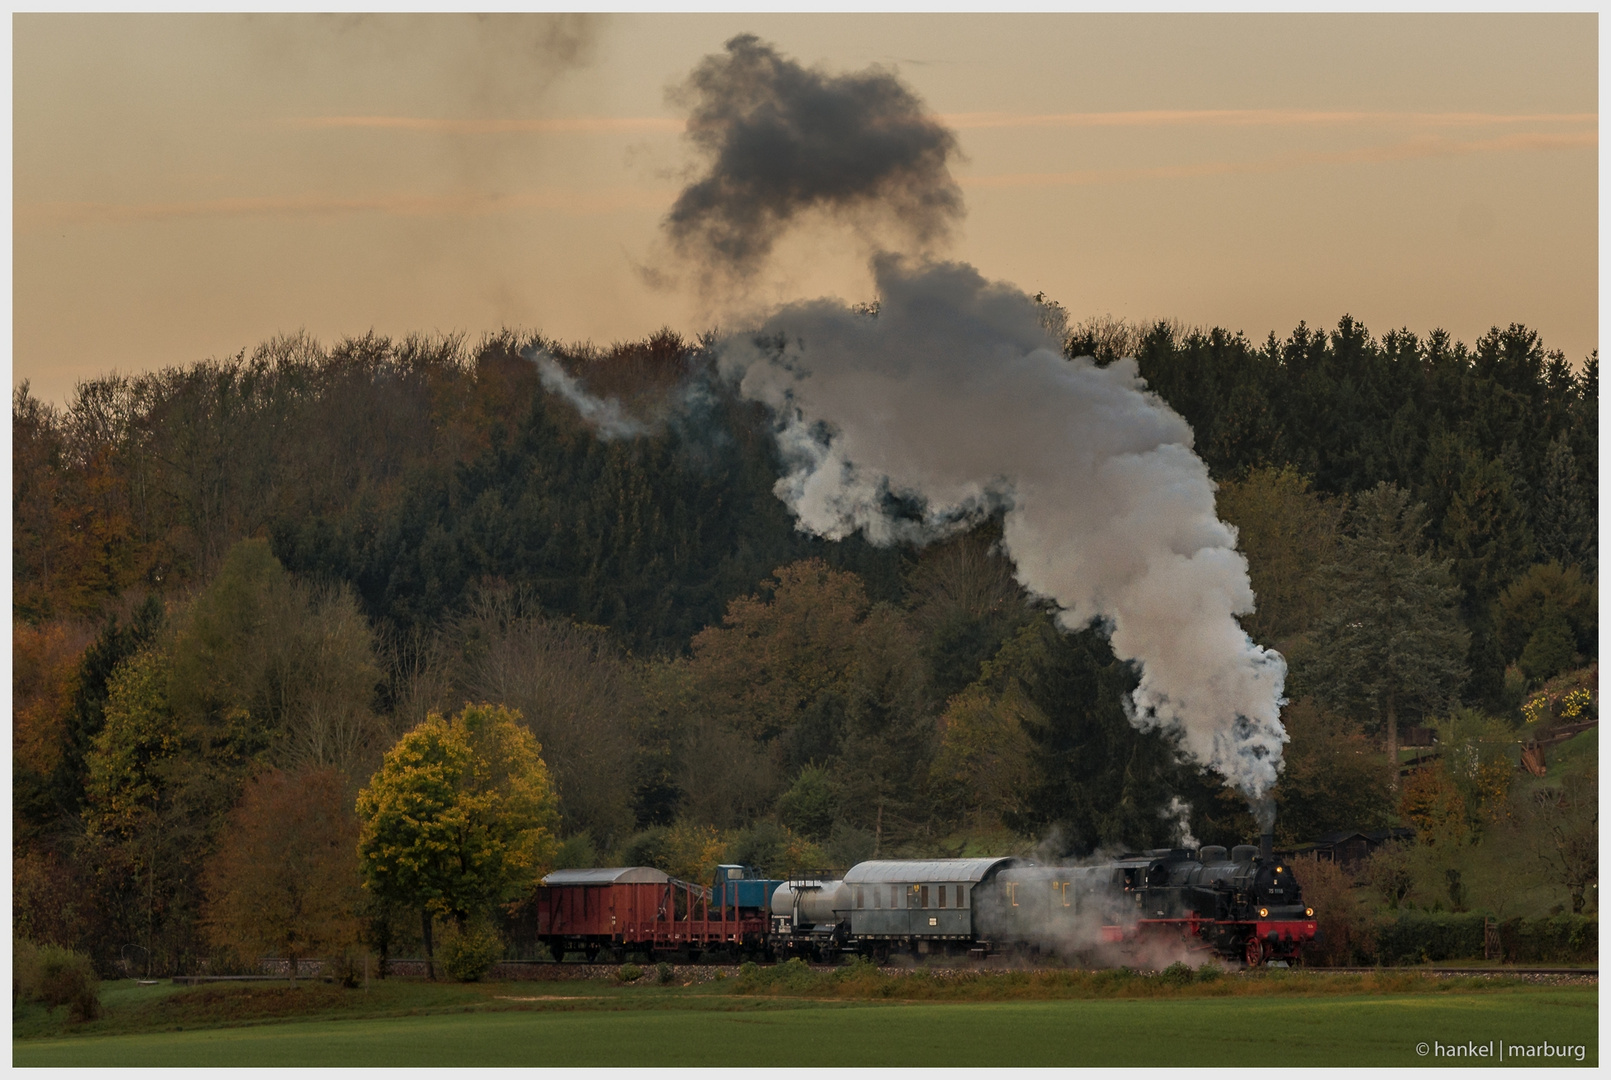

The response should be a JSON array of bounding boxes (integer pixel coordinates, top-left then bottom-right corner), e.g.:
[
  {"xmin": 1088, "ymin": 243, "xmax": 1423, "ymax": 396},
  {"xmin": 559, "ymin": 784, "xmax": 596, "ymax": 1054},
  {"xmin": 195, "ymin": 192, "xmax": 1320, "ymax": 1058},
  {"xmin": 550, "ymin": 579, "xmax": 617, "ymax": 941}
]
[{"xmin": 13, "ymin": 981, "xmax": 1597, "ymax": 1067}]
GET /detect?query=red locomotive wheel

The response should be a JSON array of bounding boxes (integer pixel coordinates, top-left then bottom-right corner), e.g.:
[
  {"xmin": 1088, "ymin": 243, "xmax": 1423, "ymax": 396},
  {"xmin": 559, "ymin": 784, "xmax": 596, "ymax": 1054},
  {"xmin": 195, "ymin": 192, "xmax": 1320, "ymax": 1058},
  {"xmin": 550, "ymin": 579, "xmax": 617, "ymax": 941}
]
[{"xmin": 1244, "ymin": 937, "xmax": 1264, "ymax": 968}]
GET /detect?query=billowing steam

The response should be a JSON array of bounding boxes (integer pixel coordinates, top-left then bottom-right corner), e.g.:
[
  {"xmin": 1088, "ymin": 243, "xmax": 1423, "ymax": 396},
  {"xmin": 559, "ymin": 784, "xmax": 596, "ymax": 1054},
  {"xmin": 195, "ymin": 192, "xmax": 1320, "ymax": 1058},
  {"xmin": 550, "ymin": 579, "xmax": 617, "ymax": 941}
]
[
  {"xmin": 662, "ymin": 34, "xmax": 963, "ymax": 287},
  {"xmin": 717, "ymin": 257, "xmax": 1288, "ymax": 803}
]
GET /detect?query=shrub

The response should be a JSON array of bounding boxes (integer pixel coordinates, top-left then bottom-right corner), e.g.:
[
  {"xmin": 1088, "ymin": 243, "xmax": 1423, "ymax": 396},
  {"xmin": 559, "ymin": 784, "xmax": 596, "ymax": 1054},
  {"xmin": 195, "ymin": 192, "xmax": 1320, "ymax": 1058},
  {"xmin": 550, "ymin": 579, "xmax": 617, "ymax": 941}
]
[
  {"xmin": 435, "ymin": 922, "xmax": 503, "ymax": 983},
  {"xmin": 617, "ymin": 963, "xmax": 644, "ymax": 983},
  {"xmin": 773, "ymin": 957, "xmax": 815, "ymax": 990},
  {"xmin": 15, "ymin": 940, "xmax": 101, "ymax": 1021},
  {"xmin": 1498, "ymin": 915, "xmax": 1597, "ymax": 964},
  {"xmin": 1374, "ymin": 912, "xmax": 1487, "ymax": 965},
  {"xmin": 1159, "ymin": 962, "xmax": 1194, "ymax": 987},
  {"xmin": 655, "ymin": 961, "xmax": 674, "ymax": 985},
  {"xmin": 1292, "ymin": 857, "xmax": 1376, "ymax": 966},
  {"xmin": 14, "ymin": 938, "xmax": 38, "ymax": 1000},
  {"xmin": 736, "ymin": 956, "xmax": 819, "ymax": 993},
  {"xmin": 327, "ymin": 950, "xmax": 367, "ymax": 989}
]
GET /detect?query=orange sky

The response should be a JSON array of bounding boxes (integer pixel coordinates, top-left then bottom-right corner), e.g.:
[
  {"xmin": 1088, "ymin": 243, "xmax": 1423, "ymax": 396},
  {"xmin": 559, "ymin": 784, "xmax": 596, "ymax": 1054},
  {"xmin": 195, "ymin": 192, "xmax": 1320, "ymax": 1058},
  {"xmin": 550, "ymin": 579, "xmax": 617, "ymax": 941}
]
[{"xmin": 13, "ymin": 13, "xmax": 1598, "ymax": 405}]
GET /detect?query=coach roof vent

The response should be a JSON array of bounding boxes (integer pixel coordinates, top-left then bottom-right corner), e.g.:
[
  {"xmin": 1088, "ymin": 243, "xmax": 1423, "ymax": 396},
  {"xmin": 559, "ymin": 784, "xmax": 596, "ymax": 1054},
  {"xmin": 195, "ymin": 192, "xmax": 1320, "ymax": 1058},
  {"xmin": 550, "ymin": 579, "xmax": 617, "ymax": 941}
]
[
  {"xmin": 843, "ymin": 858, "xmax": 1020, "ymax": 885},
  {"xmin": 541, "ymin": 867, "xmax": 671, "ymax": 885}
]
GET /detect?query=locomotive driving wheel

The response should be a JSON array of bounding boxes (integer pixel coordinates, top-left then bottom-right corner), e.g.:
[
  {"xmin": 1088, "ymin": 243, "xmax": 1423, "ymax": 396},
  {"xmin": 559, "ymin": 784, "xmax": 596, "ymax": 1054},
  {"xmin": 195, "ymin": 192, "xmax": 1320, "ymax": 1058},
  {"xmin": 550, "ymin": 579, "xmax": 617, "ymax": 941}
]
[{"xmin": 1243, "ymin": 937, "xmax": 1264, "ymax": 968}]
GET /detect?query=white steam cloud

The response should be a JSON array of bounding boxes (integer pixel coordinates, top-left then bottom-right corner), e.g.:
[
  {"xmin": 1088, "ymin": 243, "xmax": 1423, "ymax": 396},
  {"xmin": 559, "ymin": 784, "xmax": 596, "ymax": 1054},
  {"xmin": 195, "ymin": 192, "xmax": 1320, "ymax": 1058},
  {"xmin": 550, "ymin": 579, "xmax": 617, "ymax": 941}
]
[
  {"xmin": 718, "ymin": 255, "xmax": 1288, "ymax": 803},
  {"xmin": 531, "ymin": 349, "xmax": 648, "ymax": 440},
  {"xmin": 1161, "ymin": 796, "xmax": 1199, "ymax": 850}
]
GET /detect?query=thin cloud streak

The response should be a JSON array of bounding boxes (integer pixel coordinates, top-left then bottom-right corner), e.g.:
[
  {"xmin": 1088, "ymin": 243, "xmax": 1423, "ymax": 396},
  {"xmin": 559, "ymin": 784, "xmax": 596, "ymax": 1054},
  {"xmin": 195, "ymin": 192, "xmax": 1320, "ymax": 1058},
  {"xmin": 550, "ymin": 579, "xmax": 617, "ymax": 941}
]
[
  {"xmin": 20, "ymin": 131, "xmax": 1592, "ymax": 228},
  {"xmin": 281, "ymin": 115, "xmax": 683, "ymax": 134},
  {"xmin": 281, "ymin": 109, "xmax": 1595, "ymax": 137},
  {"xmin": 963, "ymin": 130, "xmax": 1596, "ymax": 189},
  {"xmin": 19, "ymin": 186, "xmax": 676, "ymax": 228},
  {"xmin": 941, "ymin": 108, "xmax": 1596, "ymax": 130}
]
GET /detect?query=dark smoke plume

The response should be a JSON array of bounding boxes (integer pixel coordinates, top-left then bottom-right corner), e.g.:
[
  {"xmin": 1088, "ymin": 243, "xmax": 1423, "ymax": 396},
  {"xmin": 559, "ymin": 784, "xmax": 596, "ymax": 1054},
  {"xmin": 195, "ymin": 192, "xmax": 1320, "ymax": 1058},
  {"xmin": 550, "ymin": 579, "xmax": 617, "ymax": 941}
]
[{"xmin": 662, "ymin": 34, "xmax": 963, "ymax": 285}]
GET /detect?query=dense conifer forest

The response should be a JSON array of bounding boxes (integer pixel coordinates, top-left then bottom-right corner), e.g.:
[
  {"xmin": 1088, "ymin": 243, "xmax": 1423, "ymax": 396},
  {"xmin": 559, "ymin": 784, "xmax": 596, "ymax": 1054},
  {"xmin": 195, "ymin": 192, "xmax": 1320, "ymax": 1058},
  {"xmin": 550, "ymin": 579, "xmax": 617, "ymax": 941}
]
[{"xmin": 13, "ymin": 314, "xmax": 1597, "ymax": 973}]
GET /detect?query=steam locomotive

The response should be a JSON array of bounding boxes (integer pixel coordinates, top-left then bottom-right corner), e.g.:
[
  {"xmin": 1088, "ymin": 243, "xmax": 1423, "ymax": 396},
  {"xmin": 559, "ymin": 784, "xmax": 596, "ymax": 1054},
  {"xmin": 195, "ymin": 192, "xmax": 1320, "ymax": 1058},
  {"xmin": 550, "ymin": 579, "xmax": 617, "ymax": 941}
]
[{"xmin": 533, "ymin": 837, "xmax": 1316, "ymax": 968}]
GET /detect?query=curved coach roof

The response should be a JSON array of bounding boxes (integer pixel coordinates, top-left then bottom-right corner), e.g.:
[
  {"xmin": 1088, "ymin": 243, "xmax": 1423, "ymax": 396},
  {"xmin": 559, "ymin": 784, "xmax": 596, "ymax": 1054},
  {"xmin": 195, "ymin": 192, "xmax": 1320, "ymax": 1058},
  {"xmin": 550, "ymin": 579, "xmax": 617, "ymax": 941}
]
[
  {"xmin": 843, "ymin": 858, "xmax": 1021, "ymax": 885},
  {"xmin": 541, "ymin": 867, "xmax": 670, "ymax": 885}
]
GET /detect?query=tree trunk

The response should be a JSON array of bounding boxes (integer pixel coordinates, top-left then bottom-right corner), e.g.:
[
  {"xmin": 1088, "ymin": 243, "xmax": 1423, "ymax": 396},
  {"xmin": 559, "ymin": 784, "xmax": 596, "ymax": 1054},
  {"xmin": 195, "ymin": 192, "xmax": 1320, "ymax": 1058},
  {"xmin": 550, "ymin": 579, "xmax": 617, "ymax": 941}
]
[
  {"xmin": 873, "ymin": 802, "xmax": 883, "ymax": 859},
  {"xmin": 1386, "ymin": 691, "xmax": 1399, "ymax": 792},
  {"xmin": 422, "ymin": 909, "xmax": 435, "ymax": 981}
]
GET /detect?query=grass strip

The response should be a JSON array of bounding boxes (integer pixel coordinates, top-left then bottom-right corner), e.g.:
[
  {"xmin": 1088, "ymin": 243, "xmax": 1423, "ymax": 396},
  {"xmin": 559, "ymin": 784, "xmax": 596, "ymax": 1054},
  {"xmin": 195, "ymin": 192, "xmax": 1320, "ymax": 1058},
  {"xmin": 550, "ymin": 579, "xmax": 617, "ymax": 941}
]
[{"xmin": 14, "ymin": 990, "xmax": 1597, "ymax": 1068}]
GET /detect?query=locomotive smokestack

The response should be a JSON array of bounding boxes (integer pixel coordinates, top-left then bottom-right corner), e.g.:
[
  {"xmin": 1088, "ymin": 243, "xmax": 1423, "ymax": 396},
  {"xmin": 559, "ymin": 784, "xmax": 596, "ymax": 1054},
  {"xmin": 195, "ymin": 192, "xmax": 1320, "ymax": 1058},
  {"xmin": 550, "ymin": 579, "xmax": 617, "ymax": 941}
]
[{"xmin": 1257, "ymin": 796, "xmax": 1275, "ymax": 861}]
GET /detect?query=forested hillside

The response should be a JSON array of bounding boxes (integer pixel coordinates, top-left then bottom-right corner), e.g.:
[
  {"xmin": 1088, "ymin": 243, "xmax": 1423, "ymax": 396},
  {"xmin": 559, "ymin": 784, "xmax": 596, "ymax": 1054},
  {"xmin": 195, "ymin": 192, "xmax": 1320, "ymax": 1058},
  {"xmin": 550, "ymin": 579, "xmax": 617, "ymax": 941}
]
[{"xmin": 13, "ymin": 315, "xmax": 1597, "ymax": 973}]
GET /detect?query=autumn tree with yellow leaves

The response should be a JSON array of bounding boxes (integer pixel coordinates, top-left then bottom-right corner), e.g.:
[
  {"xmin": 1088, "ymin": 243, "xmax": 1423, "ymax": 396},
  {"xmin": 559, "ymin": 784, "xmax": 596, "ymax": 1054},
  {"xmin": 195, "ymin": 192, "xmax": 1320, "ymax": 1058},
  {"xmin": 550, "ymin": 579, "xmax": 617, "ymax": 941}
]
[{"xmin": 355, "ymin": 704, "xmax": 559, "ymax": 978}]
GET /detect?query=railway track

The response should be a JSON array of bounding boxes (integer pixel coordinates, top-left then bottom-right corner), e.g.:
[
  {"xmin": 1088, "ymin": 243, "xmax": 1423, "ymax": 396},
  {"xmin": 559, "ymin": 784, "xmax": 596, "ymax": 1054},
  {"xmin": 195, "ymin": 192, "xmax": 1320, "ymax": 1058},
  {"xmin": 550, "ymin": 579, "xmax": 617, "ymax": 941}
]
[
  {"xmin": 1321, "ymin": 966, "xmax": 1595, "ymax": 977},
  {"xmin": 484, "ymin": 959, "xmax": 1597, "ymax": 977},
  {"xmin": 242, "ymin": 958, "xmax": 1595, "ymax": 986}
]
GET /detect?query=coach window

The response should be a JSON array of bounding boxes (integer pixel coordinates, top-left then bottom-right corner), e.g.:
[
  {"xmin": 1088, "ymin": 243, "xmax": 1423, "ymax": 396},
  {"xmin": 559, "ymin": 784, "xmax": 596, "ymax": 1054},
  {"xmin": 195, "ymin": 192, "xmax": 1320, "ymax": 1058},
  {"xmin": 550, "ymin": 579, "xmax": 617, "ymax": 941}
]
[
  {"xmin": 956, "ymin": 885, "xmax": 965, "ymax": 908},
  {"xmin": 920, "ymin": 885, "xmax": 930, "ymax": 908},
  {"xmin": 938, "ymin": 885, "xmax": 947, "ymax": 908},
  {"xmin": 873, "ymin": 887, "xmax": 881, "ymax": 909},
  {"xmin": 856, "ymin": 887, "xmax": 865, "ymax": 908},
  {"xmin": 892, "ymin": 885, "xmax": 900, "ymax": 908}
]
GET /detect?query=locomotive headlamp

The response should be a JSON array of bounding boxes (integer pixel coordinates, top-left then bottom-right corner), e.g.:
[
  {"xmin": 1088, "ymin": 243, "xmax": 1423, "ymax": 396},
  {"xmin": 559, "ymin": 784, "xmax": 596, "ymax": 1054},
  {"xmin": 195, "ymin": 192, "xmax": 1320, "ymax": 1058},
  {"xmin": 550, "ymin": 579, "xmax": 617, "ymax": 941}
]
[
  {"xmin": 1305, "ymin": 907, "xmax": 1314, "ymax": 917},
  {"xmin": 1275, "ymin": 866, "xmax": 1283, "ymax": 873},
  {"xmin": 1258, "ymin": 907, "xmax": 1268, "ymax": 918}
]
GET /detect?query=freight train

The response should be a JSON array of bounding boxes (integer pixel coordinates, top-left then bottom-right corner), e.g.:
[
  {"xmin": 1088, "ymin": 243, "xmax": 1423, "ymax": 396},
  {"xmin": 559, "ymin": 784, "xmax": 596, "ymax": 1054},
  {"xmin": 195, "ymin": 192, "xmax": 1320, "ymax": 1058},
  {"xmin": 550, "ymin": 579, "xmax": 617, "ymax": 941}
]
[{"xmin": 533, "ymin": 840, "xmax": 1316, "ymax": 968}]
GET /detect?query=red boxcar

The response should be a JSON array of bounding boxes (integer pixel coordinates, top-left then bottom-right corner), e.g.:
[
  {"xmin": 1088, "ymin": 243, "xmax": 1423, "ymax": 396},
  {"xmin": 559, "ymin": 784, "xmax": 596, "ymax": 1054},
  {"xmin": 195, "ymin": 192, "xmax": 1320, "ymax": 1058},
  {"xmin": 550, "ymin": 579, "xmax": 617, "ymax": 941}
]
[{"xmin": 533, "ymin": 866, "xmax": 771, "ymax": 961}]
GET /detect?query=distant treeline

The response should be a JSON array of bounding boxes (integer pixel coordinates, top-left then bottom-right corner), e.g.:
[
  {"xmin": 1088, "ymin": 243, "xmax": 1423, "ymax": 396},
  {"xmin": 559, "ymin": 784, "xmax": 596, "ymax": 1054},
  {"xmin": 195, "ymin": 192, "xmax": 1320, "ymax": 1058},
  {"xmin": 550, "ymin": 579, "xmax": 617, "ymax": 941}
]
[
  {"xmin": 12, "ymin": 315, "xmax": 1598, "ymax": 974},
  {"xmin": 1082, "ymin": 317, "xmax": 1596, "ymax": 702}
]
